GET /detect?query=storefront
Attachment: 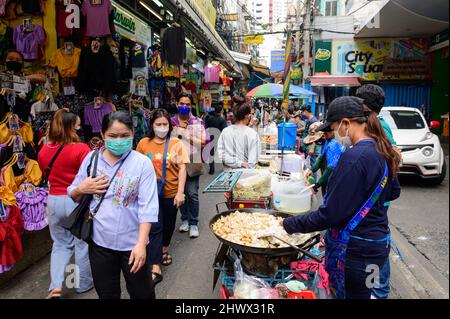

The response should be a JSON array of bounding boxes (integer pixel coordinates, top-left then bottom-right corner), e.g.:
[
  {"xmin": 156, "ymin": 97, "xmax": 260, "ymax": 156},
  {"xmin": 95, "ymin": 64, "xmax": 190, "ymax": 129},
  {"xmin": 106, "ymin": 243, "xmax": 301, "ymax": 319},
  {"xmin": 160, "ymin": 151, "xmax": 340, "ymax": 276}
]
[
  {"xmin": 311, "ymin": 38, "xmax": 435, "ymax": 118},
  {"xmin": 0, "ymin": 0, "xmax": 239, "ymax": 280}
]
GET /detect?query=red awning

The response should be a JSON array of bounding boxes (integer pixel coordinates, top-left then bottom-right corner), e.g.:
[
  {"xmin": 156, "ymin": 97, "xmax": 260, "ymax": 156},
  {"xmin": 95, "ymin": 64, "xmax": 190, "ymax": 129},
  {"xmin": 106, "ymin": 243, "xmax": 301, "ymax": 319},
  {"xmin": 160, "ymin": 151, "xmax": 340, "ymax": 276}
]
[{"xmin": 309, "ymin": 76, "xmax": 361, "ymax": 87}]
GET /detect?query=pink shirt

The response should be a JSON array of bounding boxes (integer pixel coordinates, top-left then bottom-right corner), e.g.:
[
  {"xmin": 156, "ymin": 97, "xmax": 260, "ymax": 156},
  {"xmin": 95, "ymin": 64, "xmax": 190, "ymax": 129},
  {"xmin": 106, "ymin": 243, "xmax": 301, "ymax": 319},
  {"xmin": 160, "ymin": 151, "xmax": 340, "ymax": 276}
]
[
  {"xmin": 204, "ymin": 65, "xmax": 221, "ymax": 83},
  {"xmin": 82, "ymin": 0, "xmax": 112, "ymax": 37}
]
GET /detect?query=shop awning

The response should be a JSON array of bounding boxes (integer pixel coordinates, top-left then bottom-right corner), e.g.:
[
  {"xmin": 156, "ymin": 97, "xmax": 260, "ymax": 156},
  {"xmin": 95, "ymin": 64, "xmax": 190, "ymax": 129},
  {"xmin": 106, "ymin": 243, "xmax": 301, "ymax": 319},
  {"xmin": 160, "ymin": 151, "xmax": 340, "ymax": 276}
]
[
  {"xmin": 229, "ymin": 51, "xmax": 252, "ymax": 65},
  {"xmin": 250, "ymin": 62, "xmax": 271, "ymax": 77},
  {"xmin": 355, "ymin": 0, "xmax": 449, "ymax": 38},
  {"xmin": 175, "ymin": 0, "xmax": 243, "ymax": 78},
  {"xmin": 309, "ymin": 76, "xmax": 361, "ymax": 87}
]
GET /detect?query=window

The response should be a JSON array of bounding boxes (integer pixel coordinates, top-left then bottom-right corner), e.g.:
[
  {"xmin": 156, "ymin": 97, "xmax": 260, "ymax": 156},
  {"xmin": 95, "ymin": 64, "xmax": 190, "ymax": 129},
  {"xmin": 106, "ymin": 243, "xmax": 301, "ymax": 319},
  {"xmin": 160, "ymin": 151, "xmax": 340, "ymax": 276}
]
[
  {"xmin": 325, "ymin": 0, "xmax": 338, "ymax": 16},
  {"xmin": 381, "ymin": 110, "xmax": 426, "ymax": 130}
]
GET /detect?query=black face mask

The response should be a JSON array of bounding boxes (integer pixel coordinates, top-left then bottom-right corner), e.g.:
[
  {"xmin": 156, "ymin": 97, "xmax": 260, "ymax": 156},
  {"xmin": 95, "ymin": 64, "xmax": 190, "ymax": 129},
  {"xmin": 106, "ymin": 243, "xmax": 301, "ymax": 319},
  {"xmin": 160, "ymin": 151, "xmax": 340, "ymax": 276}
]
[
  {"xmin": 316, "ymin": 138, "xmax": 326, "ymax": 146},
  {"xmin": 6, "ymin": 61, "xmax": 23, "ymax": 73}
]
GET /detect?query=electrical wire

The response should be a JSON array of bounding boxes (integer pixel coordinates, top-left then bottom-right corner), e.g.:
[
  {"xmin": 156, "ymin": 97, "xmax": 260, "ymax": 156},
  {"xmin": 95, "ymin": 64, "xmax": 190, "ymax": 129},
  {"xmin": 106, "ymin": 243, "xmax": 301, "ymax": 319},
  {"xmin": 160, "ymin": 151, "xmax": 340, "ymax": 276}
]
[{"xmin": 390, "ymin": 0, "xmax": 449, "ymax": 24}]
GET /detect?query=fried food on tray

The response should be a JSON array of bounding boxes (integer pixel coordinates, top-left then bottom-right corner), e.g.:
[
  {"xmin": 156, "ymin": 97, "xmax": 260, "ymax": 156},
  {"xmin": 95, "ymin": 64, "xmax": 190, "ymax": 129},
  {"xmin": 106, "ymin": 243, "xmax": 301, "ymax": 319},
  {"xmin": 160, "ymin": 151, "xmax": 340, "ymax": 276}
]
[{"xmin": 212, "ymin": 211, "xmax": 315, "ymax": 249}]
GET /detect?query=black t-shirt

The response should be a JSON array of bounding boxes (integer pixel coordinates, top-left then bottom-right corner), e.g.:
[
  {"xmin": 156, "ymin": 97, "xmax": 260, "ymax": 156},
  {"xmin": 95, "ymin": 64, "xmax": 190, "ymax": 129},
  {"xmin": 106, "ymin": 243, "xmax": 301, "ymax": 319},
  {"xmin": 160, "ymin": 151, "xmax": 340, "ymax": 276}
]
[
  {"xmin": 131, "ymin": 43, "xmax": 146, "ymax": 68},
  {"xmin": 21, "ymin": 0, "xmax": 42, "ymax": 15},
  {"xmin": 0, "ymin": 95, "xmax": 32, "ymax": 122}
]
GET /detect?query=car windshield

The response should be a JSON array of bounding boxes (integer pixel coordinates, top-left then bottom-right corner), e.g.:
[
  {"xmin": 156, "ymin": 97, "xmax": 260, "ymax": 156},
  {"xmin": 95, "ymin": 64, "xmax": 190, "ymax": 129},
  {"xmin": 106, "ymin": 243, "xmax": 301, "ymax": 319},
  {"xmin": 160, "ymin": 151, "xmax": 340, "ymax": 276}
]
[{"xmin": 381, "ymin": 110, "xmax": 426, "ymax": 130}]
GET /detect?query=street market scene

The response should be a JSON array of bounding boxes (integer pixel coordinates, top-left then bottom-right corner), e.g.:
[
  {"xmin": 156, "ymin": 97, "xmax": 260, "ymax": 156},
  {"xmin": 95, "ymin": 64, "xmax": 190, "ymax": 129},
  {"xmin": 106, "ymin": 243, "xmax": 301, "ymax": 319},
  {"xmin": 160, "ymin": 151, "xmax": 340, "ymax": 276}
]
[{"xmin": 0, "ymin": 0, "xmax": 449, "ymax": 302}]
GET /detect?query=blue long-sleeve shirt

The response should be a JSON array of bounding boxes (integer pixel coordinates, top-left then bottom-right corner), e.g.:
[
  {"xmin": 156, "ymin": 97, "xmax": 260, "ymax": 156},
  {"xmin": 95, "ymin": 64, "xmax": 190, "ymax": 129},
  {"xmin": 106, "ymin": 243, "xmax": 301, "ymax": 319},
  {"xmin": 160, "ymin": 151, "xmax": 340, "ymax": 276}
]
[{"xmin": 284, "ymin": 139, "xmax": 401, "ymax": 257}]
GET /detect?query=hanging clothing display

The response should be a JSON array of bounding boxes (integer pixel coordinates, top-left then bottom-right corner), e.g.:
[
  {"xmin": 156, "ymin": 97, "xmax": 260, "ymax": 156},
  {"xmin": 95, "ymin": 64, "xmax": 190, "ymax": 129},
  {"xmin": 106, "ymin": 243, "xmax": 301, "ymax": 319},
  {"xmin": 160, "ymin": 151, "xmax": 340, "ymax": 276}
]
[
  {"xmin": 131, "ymin": 108, "xmax": 148, "ymax": 147},
  {"xmin": 149, "ymin": 47, "xmax": 162, "ymax": 78},
  {"xmin": 0, "ymin": 205, "xmax": 24, "ymax": 269},
  {"xmin": 12, "ymin": 24, "xmax": 45, "ymax": 60},
  {"xmin": 49, "ymin": 47, "xmax": 81, "ymax": 78},
  {"xmin": 77, "ymin": 45, "xmax": 116, "ymax": 95},
  {"xmin": 83, "ymin": 102, "xmax": 114, "ymax": 134},
  {"xmin": 82, "ymin": 0, "xmax": 112, "ymax": 37},
  {"xmin": 30, "ymin": 100, "xmax": 59, "ymax": 120},
  {"xmin": 15, "ymin": 184, "xmax": 47, "ymax": 231},
  {"xmin": 149, "ymin": 78, "xmax": 165, "ymax": 109},
  {"xmin": 20, "ymin": 0, "xmax": 44, "ymax": 16},
  {"xmin": 0, "ymin": 20, "xmax": 11, "ymax": 61},
  {"xmin": 204, "ymin": 64, "xmax": 221, "ymax": 83},
  {"xmin": 161, "ymin": 26, "xmax": 186, "ymax": 66}
]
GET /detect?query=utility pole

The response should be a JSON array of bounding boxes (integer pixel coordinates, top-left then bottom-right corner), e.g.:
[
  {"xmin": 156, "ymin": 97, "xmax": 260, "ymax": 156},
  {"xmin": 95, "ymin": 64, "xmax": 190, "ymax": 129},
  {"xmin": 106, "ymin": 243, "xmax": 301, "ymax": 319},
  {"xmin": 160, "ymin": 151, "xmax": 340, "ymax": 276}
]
[
  {"xmin": 295, "ymin": 0, "xmax": 302, "ymax": 56},
  {"xmin": 302, "ymin": 0, "xmax": 312, "ymax": 86}
]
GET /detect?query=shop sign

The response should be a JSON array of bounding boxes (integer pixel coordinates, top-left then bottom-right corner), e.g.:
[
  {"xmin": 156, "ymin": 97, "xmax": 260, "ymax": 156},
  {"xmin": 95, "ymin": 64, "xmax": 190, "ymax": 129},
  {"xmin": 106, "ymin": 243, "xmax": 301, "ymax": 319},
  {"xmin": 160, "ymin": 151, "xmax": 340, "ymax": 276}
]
[
  {"xmin": 331, "ymin": 38, "xmax": 432, "ymax": 81},
  {"xmin": 314, "ymin": 40, "xmax": 332, "ymax": 74},
  {"xmin": 111, "ymin": 1, "xmax": 151, "ymax": 46},
  {"xmin": 432, "ymin": 29, "xmax": 449, "ymax": 46},
  {"xmin": 221, "ymin": 14, "xmax": 239, "ymax": 21},
  {"xmin": 191, "ymin": 0, "xmax": 217, "ymax": 27},
  {"xmin": 244, "ymin": 35, "xmax": 264, "ymax": 45}
]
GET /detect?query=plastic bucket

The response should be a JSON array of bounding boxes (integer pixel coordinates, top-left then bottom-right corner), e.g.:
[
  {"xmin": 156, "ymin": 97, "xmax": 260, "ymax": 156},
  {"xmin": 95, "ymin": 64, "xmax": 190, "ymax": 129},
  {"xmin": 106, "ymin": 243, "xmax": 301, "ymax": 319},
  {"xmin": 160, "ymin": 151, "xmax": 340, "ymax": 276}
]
[{"xmin": 278, "ymin": 123, "xmax": 297, "ymax": 151}]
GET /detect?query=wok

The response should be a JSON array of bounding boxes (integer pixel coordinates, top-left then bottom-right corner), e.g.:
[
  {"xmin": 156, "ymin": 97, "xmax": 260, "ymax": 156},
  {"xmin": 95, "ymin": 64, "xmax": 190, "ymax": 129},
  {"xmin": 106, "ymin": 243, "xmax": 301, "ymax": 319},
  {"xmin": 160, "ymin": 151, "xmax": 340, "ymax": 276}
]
[{"xmin": 210, "ymin": 204, "xmax": 321, "ymax": 257}]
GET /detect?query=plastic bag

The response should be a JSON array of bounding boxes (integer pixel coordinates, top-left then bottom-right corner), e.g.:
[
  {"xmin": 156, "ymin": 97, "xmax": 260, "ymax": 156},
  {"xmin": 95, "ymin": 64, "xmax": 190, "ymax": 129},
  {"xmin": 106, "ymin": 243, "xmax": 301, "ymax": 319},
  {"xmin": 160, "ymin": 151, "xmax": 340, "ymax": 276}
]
[
  {"xmin": 233, "ymin": 254, "xmax": 277, "ymax": 299},
  {"xmin": 233, "ymin": 170, "xmax": 272, "ymax": 199}
]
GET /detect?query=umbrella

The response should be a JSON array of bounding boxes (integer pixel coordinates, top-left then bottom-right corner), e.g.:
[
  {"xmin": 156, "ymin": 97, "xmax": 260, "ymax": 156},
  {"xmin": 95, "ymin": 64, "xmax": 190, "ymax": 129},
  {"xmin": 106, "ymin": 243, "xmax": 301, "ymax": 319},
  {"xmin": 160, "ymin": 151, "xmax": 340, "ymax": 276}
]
[
  {"xmin": 246, "ymin": 83, "xmax": 316, "ymax": 99},
  {"xmin": 290, "ymin": 85, "xmax": 317, "ymax": 97},
  {"xmin": 246, "ymin": 84, "xmax": 283, "ymax": 98}
]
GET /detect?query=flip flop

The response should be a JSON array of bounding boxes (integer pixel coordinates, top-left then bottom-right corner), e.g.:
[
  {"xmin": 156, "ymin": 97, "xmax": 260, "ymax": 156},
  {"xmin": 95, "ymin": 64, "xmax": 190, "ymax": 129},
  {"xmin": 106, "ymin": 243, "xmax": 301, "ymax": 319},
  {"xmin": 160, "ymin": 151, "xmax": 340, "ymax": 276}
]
[
  {"xmin": 152, "ymin": 272, "xmax": 163, "ymax": 286},
  {"xmin": 46, "ymin": 289, "xmax": 62, "ymax": 299},
  {"xmin": 162, "ymin": 252, "xmax": 173, "ymax": 266}
]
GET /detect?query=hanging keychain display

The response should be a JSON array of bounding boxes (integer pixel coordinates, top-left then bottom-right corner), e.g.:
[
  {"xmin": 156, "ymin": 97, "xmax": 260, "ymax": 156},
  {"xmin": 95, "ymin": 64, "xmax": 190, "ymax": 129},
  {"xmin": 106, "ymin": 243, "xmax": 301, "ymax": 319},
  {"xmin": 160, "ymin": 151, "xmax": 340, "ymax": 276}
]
[
  {"xmin": 12, "ymin": 135, "xmax": 24, "ymax": 153},
  {"xmin": 0, "ymin": 199, "xmax": 7, "ymax": 221},
  {"xmin": 17, "ymin": 152, "xmax": 26, "ymax": 170},
  {"xmin": 8, "ymin": 114, "xmax": 20, "ymax": 131},
  {"xmin": 63, "ymin": 78, "xmax": 76, "ymax": 96}
]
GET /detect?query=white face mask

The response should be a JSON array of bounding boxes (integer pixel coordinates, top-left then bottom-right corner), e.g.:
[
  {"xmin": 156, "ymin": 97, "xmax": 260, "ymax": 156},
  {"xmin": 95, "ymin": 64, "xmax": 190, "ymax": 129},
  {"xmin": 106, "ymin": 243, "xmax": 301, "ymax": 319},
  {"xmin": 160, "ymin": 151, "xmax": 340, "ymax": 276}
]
[
  {"xmin": 154, "ymin": 127, "xmax": 169, "ymax": 139},
  {"xmin": 334, "ymin": 121, "xmax": 352, "ymax": 147}
]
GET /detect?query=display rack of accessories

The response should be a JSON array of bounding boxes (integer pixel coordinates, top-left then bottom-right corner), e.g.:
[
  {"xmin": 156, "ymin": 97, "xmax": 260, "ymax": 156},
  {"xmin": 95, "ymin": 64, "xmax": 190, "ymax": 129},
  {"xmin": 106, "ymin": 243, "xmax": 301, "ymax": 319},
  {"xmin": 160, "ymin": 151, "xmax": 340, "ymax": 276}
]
[{"xmin": 221, "ymin": 75, "xmax": 233, "ymax": 112}]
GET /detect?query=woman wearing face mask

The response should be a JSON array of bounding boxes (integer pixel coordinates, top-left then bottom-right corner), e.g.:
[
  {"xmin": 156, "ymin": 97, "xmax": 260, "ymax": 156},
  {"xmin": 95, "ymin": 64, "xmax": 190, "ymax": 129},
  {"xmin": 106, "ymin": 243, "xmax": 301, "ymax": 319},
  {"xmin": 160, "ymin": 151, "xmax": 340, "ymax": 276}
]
[
  {"xmin": 282, "ymin": 96, "xmax": 401, "ymax": 299},
  {"xmin": 68, "ymin": 112, "xmax": 159, "ymax": 299},
  {"xmin": 136, "ymin": 109, "xmax": 188, "ymax": 286},
  {"xmin": 38, "ymin": 109, "xmax": 93, "ymax": 299},
  {"xmin": 1, "ymin": 50, "xmax": 46, "ymax": 122}
]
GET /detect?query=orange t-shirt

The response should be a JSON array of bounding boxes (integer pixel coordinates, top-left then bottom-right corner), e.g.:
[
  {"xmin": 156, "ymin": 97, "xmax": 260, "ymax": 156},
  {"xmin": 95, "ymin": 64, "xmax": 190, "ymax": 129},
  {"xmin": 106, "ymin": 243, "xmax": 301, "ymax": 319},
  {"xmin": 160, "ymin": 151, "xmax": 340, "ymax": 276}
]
[{"xmin": 137, "ymin": 137, "xmax": 189, "ymax": 198}]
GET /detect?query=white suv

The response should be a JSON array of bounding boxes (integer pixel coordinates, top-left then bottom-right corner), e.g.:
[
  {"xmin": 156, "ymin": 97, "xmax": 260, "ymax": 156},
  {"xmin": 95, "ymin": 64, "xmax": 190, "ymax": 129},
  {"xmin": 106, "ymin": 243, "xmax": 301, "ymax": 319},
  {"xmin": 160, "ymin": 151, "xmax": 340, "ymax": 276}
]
[{"xmin": 380, "ymin": 107, "xmax": 446, "ymax": 185}]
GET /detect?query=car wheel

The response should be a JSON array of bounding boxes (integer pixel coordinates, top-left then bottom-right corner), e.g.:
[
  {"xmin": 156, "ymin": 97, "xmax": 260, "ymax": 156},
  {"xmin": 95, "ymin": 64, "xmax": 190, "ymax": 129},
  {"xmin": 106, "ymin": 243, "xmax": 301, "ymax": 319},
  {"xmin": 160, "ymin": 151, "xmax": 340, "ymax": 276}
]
[{"xmin": 426, "ymin": 160, "xmax": 447, "ymax": 186}]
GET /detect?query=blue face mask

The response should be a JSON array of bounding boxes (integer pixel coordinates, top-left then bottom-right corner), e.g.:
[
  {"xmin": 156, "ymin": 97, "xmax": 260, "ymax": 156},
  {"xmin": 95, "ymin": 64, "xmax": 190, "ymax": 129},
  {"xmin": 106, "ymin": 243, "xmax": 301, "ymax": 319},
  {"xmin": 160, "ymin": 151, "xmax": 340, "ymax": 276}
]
[
  {"xmin": 104, "ymin": 138, "xmax": 133, "ymax": 156},
  {"xmin": 178, "ymin": 105, "xmax": 191, "ymax": 116}
]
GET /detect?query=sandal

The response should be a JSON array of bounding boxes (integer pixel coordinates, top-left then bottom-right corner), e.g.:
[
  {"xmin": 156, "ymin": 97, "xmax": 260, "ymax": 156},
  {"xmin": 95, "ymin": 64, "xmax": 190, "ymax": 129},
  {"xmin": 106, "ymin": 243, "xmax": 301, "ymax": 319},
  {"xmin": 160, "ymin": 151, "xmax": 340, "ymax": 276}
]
[
  {"xmin": 162, "ymin": 252, "xmax": 173, "ymax": 266},
  {"xmin": 152, "ymin": 272, "xmax": 163, "ymax": 286},
  {"xmin": 46, "ymin": 289, "xmax": 62, "ymax": 299}
]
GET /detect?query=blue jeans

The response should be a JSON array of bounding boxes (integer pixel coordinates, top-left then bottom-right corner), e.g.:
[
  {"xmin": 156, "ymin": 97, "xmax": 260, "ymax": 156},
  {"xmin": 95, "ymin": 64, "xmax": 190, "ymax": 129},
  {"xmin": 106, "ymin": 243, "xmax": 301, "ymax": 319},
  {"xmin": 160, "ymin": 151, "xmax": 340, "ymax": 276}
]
[
  {"xmin": 372, "ymin": 259, "xmax": 391, "ymax": 299},
  {"xmin": 47, "ymin": 195, "xmax": 93, "ymax": 293},
  {"xmin": 180, "ymin": 176, "xmax": 200, "ymax": 226}
]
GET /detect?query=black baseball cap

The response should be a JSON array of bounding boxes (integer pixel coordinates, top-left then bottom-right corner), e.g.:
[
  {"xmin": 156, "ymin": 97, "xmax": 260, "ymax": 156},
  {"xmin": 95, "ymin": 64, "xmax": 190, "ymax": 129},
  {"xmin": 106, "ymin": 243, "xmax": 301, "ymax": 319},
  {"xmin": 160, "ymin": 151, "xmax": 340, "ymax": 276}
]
[{"xmin": 317, "ymin": 96, "xmax": 366, "ymax": 132}]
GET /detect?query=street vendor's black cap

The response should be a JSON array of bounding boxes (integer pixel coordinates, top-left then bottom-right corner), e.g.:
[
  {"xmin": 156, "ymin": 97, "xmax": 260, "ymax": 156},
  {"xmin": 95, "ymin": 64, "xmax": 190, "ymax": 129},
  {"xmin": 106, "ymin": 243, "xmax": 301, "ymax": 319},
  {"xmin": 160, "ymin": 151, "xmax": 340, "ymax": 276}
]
[{"xmin": 317, "ymin": 96, "xmax": 367, "ymax": 132}]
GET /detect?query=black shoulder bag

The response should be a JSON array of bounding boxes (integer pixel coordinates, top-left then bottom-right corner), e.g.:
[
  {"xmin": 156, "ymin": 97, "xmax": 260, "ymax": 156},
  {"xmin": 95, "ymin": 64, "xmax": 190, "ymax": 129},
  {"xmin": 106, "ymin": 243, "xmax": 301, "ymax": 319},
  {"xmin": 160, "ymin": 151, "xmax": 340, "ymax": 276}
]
[
  {"xmin": 40, "ymin": 145, "xmax": 65, "ymax": 189},
  {"xmin": 63, "ymin": 151, "xmax": 130, "ymax": 243}
]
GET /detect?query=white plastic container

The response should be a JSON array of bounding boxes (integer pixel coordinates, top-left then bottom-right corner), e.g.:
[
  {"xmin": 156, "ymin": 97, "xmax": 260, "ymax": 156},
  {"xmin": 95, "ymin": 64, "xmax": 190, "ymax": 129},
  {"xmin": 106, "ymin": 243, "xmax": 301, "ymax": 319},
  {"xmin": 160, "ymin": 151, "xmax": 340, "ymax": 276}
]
[
  {"xmin": 280, "ymin": 154, "xmax": 304, "ymax": 174},
  {"xmin": 272, "ymin": 179, "xmax": 311, "ymax": 215}
]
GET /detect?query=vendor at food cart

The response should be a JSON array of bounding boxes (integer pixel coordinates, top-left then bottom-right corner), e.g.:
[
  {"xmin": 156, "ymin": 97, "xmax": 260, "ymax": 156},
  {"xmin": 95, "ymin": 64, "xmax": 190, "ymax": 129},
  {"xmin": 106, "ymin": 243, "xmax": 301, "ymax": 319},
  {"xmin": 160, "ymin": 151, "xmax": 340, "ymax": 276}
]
[
  {"xmin": 282, "ymin": 96, "xmax": 401, "ymax": 299},
  {"xmin": 305, "ymin": 124, "xmax": 346, "ymax": 195}
]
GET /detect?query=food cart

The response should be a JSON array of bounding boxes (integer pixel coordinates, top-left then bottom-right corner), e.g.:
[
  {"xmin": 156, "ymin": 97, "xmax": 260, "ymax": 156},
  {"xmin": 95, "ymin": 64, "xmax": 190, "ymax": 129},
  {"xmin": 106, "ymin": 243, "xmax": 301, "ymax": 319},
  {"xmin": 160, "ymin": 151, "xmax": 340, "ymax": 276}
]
[{"xmin": 203, "ymin": 167, "xmax": 329, "ymax": 300}]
